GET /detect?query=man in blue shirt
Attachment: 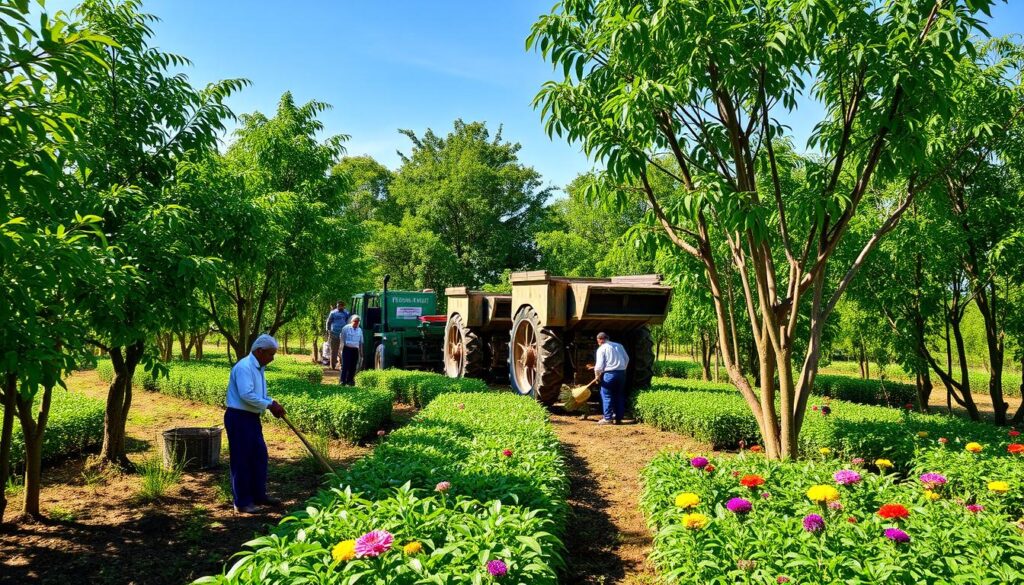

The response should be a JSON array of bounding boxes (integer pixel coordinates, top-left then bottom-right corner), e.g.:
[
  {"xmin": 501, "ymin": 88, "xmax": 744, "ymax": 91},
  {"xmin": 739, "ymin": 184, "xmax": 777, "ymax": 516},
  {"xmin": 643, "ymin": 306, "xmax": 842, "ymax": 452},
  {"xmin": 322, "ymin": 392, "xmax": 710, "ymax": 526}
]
[
  {"xmin": 224, "ymin": 334, "xmax": 286, "ymax": 514},
  {"xmin": 325, "ymin": 301, "xmax": 350, "ymax": 370},
  {"xmin": 593, "ymin": 331, "xmax": 630, "ymax": 425},
  {"xmin": 339, "ymin": 315, "xmax": 363, "ymax": 386}
]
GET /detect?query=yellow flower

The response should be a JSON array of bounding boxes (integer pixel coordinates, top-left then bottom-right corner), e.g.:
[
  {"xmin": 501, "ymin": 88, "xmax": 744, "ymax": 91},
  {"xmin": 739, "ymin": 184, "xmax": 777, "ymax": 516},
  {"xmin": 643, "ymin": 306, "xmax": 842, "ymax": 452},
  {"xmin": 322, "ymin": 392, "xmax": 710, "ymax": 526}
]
[
  {"xmin": 806, "ymin": 485, "xmax": 841, "ymax": 503},
  {"xmin": 924, "ymin": 490, "xmax": 941, "ymax": 501},
  {"xmin": 675, "ymin": 492, "xmax": 701, "ymax": 509},
  {"xmin": 682, "ymin": 512, "xmax": 709, "ymax": 530},
  {"xmin": 332, "ymin": 539, "xmax": 357, "ymax": 562},
  {"xmin": 403, "ymin": 541, "xmax": 423, "ymax": 555},
  {"xmin": 875, "ymin": 459, "xmax": 894, "ymax": 470},
  {"xmin": 917, "ymin": 431, "xmax": 929, "ymax": 438},
  {"xmin": 966, "ymin": 442, "xmax": 984, "ymax": 453},
  {"xmin": 988, "ymin": 481, "xmax": 1010, "ymax": 495},
  {"xmin": 819, "ymin": 447, "xmax": 832, "ymax": 455}
]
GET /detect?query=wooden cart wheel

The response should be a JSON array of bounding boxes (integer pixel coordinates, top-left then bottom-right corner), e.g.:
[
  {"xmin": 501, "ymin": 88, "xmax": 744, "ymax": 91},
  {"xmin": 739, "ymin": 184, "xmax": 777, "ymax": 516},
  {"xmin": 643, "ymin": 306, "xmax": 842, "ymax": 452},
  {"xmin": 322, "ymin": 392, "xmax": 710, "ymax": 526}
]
[{"xmin": 508, "ymin": 306, "xmax": 563, "ymax": 404}]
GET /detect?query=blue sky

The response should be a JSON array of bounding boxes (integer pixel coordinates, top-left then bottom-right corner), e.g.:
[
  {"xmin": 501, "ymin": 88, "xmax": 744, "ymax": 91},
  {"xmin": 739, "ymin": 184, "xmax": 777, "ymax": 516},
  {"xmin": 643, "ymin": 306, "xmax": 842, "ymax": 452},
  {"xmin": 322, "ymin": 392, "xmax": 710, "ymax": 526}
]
[{"xmin": 50, "ymin": 1, "xmax": 1024, "ymax": 193}]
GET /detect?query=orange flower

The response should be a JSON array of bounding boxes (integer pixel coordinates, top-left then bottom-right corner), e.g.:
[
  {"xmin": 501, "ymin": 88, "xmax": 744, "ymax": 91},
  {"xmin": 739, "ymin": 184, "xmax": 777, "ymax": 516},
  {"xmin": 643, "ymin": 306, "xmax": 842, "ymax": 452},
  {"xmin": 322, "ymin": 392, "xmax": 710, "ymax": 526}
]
[
  {"xmin": 877, "ymin": 503, "xmax": 910, "ymax": 520},
  {"xmin": 749, "ymin": 445, "xmax": 763, "ymax": 453},
  {"xmin": 740, "ymin": 474, "xmax": 766, "ymax": 488},
  {"xmin": 1008, "ymin": 443, "xmax": 1024, "ymax": 455}
]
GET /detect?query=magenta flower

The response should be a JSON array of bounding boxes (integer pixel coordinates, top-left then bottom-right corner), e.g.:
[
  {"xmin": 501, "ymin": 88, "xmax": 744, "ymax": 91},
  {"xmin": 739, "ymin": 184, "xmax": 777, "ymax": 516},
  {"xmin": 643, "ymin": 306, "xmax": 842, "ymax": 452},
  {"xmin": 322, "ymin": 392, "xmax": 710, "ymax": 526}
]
[
  {"xmin": 966, "ymin": 504, "xmax": 984, "ymax": 514},
  {"xmin": 486, "ymin": 559, "xmax": 508, "ymax": 577},
  {"xmin": 726, "ymin": 497, "xmax": 752, "ymax": 514},
  {"xmin": 820, "ymin": 405, "xmax": 832, "ymax": 416},
  {"xmin": 884, "ymin": 527, "xmax": 910, "ymax": 543},
  {"xmin": 502, "ymin": 449, "xmax": 513, "ymax": 458},
  {"xmin": 833, "ymin": 469, "xmax": 862, "ymax": 486},
  {"xmin": 777, "ymin": 578, "xmax": 791, "ymax": 584},
  {"xmin": 760, "ymin": 492, "xmax": 772, "ymax": 499},
  {"xmin": 435, "ymin": 481, "xmax": 451, "ymax": 493},
  {"xmin": 851, "ymin": 457, "xmax": 865, "ymax": 465},
  {"xmin": 828, "ymin": 501, "xmax": 843, "ymax": 511},
  {"xmin": 919, "ymin": 473, "xmax": 947, "ymax": 489},
  {"xmin": 690, "ymin": 456, "xmax": 709, "ymax": 469},
  {"xmin": 355, "ymin": 530, "xmax": 394, "ymax": 558},
  {"xmin": 802, "ymin": 514, "xmax": 825, "ymax": 533}
]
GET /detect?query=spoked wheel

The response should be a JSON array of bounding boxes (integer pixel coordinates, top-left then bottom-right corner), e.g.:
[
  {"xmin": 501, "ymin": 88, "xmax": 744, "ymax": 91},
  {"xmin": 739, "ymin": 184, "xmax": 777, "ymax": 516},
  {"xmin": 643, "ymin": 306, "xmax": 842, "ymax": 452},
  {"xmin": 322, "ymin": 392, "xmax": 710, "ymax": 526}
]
[
  {"xmin": 444, "ymin": 314, "xmax": 485, "ymax": 378},
  {"xmin": 509, "ymin": 306, "xmax": 563, "ymax": 404}
]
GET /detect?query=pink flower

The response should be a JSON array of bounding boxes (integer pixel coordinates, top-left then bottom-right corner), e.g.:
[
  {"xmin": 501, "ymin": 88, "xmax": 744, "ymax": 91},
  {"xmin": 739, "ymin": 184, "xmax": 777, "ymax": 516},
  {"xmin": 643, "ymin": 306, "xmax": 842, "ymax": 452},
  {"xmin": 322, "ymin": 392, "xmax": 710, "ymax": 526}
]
[
  {"xmin": 502, "ymin": 449, "xmax": 513, "ymax": 457},
  {"xmin": 777, "ymin": 578, "xmax": 791, "ymax": 584},
  {"xmin": 1010, "ymin": 430, "xmax": 1020, "ymax": 437},
  {"xmin": 938, "ymin": 437, "xmax": 949, "ymax": 444},
  {"xmin": 355, "ymin": 530, "xmax": 394, "ymax": 558},
  {"xmin": 435, "ymin": 481, "xmax": 451, "ymax": 493},
  {"xmin": 851, "ymin": 457, "xmax": 865, "ymax": 465},
  {"xmin": 690, "ymin": 456, "xmax": 709, "ymax": 469},
  {"xmin": 377, "ymin": 429, "xmax": 386, "ymax": 437},
  {"xmin": 966, "ymin": 504, "xmax": 984, "ymax": 514},
  {"xmin": 828, "ymin": 501, "xmax": 843, "ymax": 511},
  {"xmin": 486, "ymin": 559, "xmax": 508, "ymax": 577}
]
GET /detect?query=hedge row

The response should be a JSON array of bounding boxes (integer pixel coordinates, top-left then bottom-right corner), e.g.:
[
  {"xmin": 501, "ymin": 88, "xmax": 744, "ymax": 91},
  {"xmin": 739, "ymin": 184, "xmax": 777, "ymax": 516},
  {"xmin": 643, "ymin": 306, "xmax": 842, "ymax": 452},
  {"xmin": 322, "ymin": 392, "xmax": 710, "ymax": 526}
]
[
  {"xmin": 194, "ymin": 393, "xmax": 570, "ymax": 584},
  {"xmin": 4, "ymin": 389, "xmax": 105, "ymax": 470},
  {"xmin": 97, "ymin": 359, "xmax": 390, "ymax": 441},
  {"xmin": 640, "ymin": 441, "xmax": 1024, "ymax": 583},
  {"xmin": 634, "ymin": 378, "xmax": 1009, "ymax": 465},
  {"xmin": 355, "ymin": 369, "xmax": 490, "ymax": 408},
  {"xmin": 654, "ymin": 359, "xmax": 711, "ymax": 379}
]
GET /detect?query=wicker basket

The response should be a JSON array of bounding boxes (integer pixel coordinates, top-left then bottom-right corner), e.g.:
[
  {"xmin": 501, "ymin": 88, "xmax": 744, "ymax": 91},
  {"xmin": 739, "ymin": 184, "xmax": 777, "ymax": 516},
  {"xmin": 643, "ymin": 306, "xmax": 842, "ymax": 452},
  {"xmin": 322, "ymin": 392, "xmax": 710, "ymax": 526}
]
[{"xmin": 161, "ymin": 427, "xmax": 222, "ymax": 470}]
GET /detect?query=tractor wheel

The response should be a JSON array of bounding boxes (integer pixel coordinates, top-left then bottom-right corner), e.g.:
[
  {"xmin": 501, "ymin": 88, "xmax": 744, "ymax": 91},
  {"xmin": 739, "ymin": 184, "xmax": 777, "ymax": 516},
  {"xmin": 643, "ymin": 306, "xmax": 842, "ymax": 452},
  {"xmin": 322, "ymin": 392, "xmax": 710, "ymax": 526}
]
[
  {"xmin": 444, "ymin": 314, "xmax": 486, "ymax": 379},
  {"xmin": 628, "ymin": 326, "xmax": 655, "ymax": 389},
  {"xmin": 509, "ymin": 306, "xmax": 563, "ymax": 404}
]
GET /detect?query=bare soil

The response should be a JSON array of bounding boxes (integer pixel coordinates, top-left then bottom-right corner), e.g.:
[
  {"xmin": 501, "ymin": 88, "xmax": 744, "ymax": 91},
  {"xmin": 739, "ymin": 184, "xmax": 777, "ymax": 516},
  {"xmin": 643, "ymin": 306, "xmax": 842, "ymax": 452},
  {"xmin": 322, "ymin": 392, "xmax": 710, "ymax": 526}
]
[
  {"xmin": 0, "ymin": 361, "xmax": 410, "ymax": 585},
  {"xmin": 549, "ymin": 409, "xmax": 708, "ymax": 585}
]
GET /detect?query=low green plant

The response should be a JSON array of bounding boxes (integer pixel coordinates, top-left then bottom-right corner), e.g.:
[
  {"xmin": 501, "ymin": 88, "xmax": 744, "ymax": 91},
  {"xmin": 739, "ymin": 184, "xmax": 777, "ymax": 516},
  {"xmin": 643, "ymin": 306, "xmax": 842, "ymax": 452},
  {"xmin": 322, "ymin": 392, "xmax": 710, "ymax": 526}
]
[
  {"xmin": 355, "ymin": 369, "xmax": 490, "ymax": 407},
  {"xmin": 2, "ymin": 388, "xmax": 105, "ymax": 470},
  {"xmin": 48, "ymin": 506, "xmax": 78, "ymax": 522},
  {"xmin": 193, "ymin": 392, "xmax": 569, "ymax": 584},
  {"xmin": 136, "ymin": 454, "xmax": 184, "ymax": 503}
]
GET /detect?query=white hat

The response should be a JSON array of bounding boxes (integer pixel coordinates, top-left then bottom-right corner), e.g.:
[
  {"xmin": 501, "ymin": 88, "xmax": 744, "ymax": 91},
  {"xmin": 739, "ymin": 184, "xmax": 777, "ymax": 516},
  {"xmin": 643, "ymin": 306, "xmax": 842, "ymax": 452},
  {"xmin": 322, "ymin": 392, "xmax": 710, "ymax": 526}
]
[{"xmin": 251, "ymin": 334, "xmax": 279, "ymax": 352}]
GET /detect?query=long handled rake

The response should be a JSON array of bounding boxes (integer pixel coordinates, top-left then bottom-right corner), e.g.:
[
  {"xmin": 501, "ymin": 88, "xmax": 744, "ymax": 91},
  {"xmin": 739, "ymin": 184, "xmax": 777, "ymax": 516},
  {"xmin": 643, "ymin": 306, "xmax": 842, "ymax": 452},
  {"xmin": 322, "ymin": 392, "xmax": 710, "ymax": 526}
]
[{"xmin": 281, "ymin": 414, "xmax": 336, "ymax": 475}]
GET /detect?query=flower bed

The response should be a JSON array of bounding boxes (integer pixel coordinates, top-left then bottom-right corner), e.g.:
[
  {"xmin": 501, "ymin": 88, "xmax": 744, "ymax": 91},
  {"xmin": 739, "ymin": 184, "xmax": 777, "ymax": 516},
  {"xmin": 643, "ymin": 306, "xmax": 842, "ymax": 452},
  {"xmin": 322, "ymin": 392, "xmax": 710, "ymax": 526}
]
[
  {"xmin": 355, "ymin": 369, "xmax": 490, "ymax": 407},
  {"xmin": 193, "ymin": 393, "xmax": 569, "ymax": 584},
  {"xmin": 96, "ymin": 359, "xmax": 390, "ymax": 441},
  {"xmin": 5, "ymin": 389, "xmax": 105, "ymax": 469},
  {"xmin": 634, "ymin": 378, "xmax": 1007, "ymax": 463},
  {"xmin": 641, "ymin": 440, "xmax": 1024, "ymax": 583}
]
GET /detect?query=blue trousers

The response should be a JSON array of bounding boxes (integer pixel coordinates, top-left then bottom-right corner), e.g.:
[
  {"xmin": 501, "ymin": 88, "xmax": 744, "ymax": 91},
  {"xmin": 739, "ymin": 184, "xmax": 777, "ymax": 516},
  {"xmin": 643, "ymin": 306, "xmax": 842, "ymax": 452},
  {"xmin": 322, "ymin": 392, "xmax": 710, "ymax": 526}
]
[
  {"xmin": 340, "ymin": 346, "xmax": 360, "ymax": 385},
  {"xmin": 600, "ymin": 370, "xmax": 627, "ymax": 421},
  {"xmin": 224, "ymin": 408, "xmax": 268, "ymax": 508}
]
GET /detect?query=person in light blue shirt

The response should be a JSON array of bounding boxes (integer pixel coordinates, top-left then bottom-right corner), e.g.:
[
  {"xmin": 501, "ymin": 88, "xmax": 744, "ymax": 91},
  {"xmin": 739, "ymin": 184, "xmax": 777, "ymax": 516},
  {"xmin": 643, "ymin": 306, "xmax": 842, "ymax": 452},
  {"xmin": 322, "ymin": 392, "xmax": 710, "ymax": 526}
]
[
  {"xmin": 325, "ymin": 301, "xmax": 350, "ymax": 369},
  {"xmin": 339, "ymin": 315, "xmax": 363, "ymax": 386},
  {"xmin": 224, "ymin": 334, "xmax": 286, "ymax": 514},
  {"xmin": 593, "ymin": 331, "xmax": 629, "ymax": 425}
]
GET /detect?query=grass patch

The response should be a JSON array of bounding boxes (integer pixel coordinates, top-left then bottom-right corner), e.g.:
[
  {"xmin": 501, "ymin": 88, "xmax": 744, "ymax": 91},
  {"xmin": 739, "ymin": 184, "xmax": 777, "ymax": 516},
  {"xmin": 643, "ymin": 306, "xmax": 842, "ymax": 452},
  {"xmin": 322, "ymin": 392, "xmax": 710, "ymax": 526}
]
[{"xmin": 135, "ymin": 454, "xmax": 183, "ymax": 503}]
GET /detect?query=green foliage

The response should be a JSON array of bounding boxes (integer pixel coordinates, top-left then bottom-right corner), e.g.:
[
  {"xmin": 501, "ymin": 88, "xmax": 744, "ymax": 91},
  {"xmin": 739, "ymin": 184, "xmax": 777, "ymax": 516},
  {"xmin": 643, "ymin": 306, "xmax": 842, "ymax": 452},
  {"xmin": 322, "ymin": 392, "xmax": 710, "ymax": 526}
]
[
  {"xmin": 812, "ymin": 375, "xmax": 917, "ymax": 407},
  {"xmin": 136, "ymin": 453, "xmax": 184, "ymax": 503},
  {"xmin": 3, "ymin": 390, "xmax": 105, "ymax": 470},
  {"xmin": 98, "ymin": 359, "xmax": 388, "ymax": 441},
  {"xmin": 193, "ymin": 393, "xmax": 569, "ymax": 584},
  {"xmin": 355, "ymin": 369, "xmax": 490, "ymax": 408},
  {"xmin": 654, "ymin": 360, "xmax": 712, "ymax": 379},
  {"xmin": 635, "ymin": 378, "xmax": 1009, "ymax": 463},
  {"xmin": 640, "ymin": 445, "xmax": 1024, "ymax": 583}
]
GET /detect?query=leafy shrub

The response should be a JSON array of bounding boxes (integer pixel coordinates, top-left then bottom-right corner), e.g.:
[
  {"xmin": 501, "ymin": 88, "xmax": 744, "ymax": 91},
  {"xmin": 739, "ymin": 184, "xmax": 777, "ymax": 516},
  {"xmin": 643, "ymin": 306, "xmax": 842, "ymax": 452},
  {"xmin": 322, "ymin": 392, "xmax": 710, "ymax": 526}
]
[
  {"xmin": 635, "ymin": 378, "xmax": 1008, "ymax": 463},
  {"xmin": 194, "ymin": 393, "xmax": 569, "ymax": 584},
  {"xmin": 5, "ymin": 389, "xmax": 105, "ymax": 469},
  {"xmin": 812, "ymin": 374, "xmax": 917, "ymax": 407},
  {"xmin": 654, "ymin": 359, "xmax": 709, "ymax": 379},
  {"xmin": 356, "ymin": 369, "xmax": 490, "ymax": 407},
  {"xmin": 640, "ymin": 444, "xmax": 1024, "ymax": 584},
  {"xmin": 97, "ymin": 359, "xmax": 389, "ymax": 441}
]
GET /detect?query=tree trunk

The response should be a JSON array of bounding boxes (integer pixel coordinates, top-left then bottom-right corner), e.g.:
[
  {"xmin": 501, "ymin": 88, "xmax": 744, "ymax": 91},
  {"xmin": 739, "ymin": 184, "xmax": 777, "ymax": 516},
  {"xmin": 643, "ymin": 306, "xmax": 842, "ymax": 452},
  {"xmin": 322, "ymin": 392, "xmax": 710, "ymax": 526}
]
[
  {"xmin": 950, "ymin": 315, "xmax": 980, "ymax": 421},
  {"xmin": 859, "ymin": 343, "xmax": 867, "ymax": 379},
  {"xmin": 283, "ymin": 331, "xmax": 290, "ymax": 354},
  {"xmin": 14, "ymin": 384, "xmax": 53, "ymax": 519},
  {"xmin": 974, "ymin": 287, "xmax": 1007, "ymax": 424},
  {"xmin": 193, "ymin": 331, "xmax": 207, "ymax": 360},
  {"xmin": 0, "ymin": 373, "xmax": 16, "ymax": 524},
  {"xmin": 916, "ymin": 369, "xmax": 932, "ymax": 413},
  {"xmin": 311, "ymin": 333, "xmax": 321, "ymax": 364},
  {"xmin": 699, "ymin": 334, "xmax": 712, "ymax": 380},
  {"xmin": 99, "ymin": 340, "xmax": 144, "ymax": 468}
]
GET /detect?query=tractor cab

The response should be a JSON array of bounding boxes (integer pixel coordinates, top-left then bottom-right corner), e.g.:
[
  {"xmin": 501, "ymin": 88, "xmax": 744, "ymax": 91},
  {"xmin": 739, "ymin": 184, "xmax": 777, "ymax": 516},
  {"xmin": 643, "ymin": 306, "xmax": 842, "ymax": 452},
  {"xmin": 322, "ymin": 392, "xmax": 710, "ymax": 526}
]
[{"xmin": 349, "ymin": 287, "xmax": 446, "ymax": 372}]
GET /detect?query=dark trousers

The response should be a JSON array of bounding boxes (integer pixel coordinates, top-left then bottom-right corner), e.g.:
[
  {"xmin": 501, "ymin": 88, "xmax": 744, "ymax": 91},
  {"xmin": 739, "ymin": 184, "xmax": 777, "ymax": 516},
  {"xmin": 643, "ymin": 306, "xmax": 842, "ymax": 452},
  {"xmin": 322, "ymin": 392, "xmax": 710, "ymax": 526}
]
[
  {"xmin": 224, "ymin": 408, "xmax": 268, "ymax": 508},
  {"xmin": 340, "ymin": 346, "xmax": 359, "ymax": 385},
  {"xmin": 600, "ymin": 370, "xmax": 627, "ymax": 422},
  {"xmin": 329, "ymin": 334, "xmax": 341, "ymax": 368}
]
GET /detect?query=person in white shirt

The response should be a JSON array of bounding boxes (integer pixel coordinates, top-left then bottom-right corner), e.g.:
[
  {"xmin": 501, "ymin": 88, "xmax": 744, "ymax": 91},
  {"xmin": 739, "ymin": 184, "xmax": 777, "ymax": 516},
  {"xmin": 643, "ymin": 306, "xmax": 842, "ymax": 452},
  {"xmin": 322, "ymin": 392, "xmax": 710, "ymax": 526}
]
[
  {"xmin": 224, "ymin": 334, "xmax": 286, "ymax": 514},
  {"xmin": 339, "ymin": 315, "xmax": 363, "ymax": 386},
  {"xmin": 593, "ymin": 331, "xmax": 629, "ymax": 425}
]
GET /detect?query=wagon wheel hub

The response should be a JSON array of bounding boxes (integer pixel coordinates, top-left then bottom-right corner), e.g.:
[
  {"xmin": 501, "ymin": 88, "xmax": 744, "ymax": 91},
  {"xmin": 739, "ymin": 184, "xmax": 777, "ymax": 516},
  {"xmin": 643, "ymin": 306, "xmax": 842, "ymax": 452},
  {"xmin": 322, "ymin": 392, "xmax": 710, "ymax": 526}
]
[{"xmin": 518, "ymin": 343, "xmax": 537, "ymax": 369}]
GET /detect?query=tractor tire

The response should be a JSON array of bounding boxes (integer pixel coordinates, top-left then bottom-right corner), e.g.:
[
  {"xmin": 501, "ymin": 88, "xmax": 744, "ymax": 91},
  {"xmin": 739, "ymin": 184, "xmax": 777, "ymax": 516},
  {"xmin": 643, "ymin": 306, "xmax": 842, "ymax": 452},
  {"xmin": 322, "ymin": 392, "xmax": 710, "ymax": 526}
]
[
  {"xmin": 444, "ymin": 314, "xmax": 486, "ymax": 379},
  {"xmin": 628, "ymin": 326, "xmax": 655, "ymax": 390},
  {"xmin": 509, "ymin": 306, "xmax": 563, "ymax": 405}
]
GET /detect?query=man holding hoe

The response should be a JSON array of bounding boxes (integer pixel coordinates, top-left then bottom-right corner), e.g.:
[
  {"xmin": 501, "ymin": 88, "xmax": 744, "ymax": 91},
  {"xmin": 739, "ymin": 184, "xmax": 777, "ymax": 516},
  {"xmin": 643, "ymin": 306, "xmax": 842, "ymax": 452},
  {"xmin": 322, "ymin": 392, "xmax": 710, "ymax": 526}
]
[
  {"xmin": 593, "ymin": 331, "xmax": 629, "ymax": 425},
  {"xmin": 224, "ymin": 334, "xmax": 286, "ymax": 514}
]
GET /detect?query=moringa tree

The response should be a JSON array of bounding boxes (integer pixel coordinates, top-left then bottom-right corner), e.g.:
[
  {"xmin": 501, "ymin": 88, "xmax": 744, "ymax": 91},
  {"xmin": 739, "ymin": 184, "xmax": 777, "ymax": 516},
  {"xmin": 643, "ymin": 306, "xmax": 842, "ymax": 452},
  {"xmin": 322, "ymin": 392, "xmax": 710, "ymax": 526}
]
[{"xmin": 529, "ymin": 0, "xmax": 1012, "ymax": 457}]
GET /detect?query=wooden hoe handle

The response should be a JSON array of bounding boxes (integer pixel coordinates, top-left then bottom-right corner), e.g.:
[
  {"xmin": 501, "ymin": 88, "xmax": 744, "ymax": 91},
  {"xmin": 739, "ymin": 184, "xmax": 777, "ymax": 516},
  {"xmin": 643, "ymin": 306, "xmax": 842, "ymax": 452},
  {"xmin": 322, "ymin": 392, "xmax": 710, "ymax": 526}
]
[{"xmin": 281, "ymin": 414, "xmax": 336, "ymax": 475}]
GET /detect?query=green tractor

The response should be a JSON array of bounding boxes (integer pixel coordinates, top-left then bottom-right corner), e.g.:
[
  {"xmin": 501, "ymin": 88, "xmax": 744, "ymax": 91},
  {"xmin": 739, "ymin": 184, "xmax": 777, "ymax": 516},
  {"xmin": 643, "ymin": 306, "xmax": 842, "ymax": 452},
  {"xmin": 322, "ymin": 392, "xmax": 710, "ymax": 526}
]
[{"xmin": 349, "ymin": 275, "xmax": 446, "ymax": 371}]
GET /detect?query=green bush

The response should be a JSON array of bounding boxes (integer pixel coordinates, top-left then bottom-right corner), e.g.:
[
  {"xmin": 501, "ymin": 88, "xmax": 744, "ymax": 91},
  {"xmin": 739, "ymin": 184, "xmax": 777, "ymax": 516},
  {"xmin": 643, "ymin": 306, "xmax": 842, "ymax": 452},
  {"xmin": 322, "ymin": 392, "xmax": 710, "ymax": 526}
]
[
  {"xmin": 356, "ymin": 369, "xmax": 490, "ymax": 407},
  {"xmin": 640, "ymin": 444, "xmax": 1024, "ymax": 584},
  {"xmin": 194, "ymin": 393, "xmax": 569, "ymax": 585},
  {"xmin": 635, "ymin": 377, "xmax": 1008, "ymax": 463},
  {"xmin": 654, "ymin": 359, "xmax": 709, "ymax": 379},
  {"xmin": 4, "ymin": 389, "xmax": 105, "ymax": 469},
  {"xmin": 97, "ymin": 359, "xmax": 389, "ymax": 441},
  {"xmin": 812, "ymin": 374, "xmax": 917, "ymax": 407}
]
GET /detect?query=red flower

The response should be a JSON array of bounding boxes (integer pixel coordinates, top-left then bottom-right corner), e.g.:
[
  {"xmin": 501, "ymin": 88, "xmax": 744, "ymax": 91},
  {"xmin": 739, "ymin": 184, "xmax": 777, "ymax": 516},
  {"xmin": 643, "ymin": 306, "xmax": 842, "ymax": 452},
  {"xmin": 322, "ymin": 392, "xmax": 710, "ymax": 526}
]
[
  {"xmin": 1010, "ymin": 430, "xmax": 1021, "ymax": 438},
  {"xmin": 502, "ymin": 449, "xmax": 513, "ymax": 457},
  {"xmin": 1008, "ymin": 443, "xmax": 1024, "ymax": 455},
  {"xmin": 704, "ymin": 464, "xmax": 716, "ymax": 473},
  {"xmin": 877, "ymin": 503, "xmax": 910, "ymax": 520},
  {"xmin": 904, "ymin": 403, "xmax": 914, "ymax": 410},
  {"xmin": 740, "ymin": 474, "xmax": 766, "ymax": 488},
  {"xmin": 847, "ymin": 516, "xmax": 858, "ymax": 524},
  {"xmin": 750, "ymin": 445, "xmax": 763, "ymax": 453},
  {"xmin": 938, "ymin": 437, "xmax": 949, "ymax": 444}
]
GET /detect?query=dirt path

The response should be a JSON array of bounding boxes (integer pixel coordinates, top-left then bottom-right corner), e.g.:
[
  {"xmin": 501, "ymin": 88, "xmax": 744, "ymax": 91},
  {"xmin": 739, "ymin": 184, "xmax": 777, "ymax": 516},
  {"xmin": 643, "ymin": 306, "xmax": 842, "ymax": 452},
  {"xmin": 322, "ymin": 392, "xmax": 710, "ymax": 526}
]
[
  {"xmin": 1, "ymin": 360, "xmax": 409, "ymax": 585},
  {"xmin": 549, "ymin": 410, "xmax": 708, "ymax": 585}
]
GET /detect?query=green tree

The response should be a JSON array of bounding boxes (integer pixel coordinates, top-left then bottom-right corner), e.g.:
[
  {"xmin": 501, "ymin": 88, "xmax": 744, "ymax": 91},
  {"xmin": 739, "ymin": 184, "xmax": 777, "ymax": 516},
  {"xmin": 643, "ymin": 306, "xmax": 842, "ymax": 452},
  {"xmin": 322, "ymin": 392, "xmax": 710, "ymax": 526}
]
[
  {"xmin": 391, "ymin": 120, "xmax": 553, "ymax": 286},
  {"xmin": 362, "ymin": 216, "xmax": 462, "ymax": 293},
  {"xmin": 530, "ymin": 0, "xmax": 1012, "ymax": 458},
  {"xmin": 332, "ymin": 155, "xmax": 399, "ymax": 224}
]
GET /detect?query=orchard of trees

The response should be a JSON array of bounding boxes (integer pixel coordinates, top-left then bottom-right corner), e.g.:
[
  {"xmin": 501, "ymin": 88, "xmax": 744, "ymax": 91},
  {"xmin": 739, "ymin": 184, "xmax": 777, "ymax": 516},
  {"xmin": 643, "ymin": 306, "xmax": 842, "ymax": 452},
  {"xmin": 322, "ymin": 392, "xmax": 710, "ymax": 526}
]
[{"xmin": 3, "ymin": 0, "xmax": 1024, "ymax": 525}]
